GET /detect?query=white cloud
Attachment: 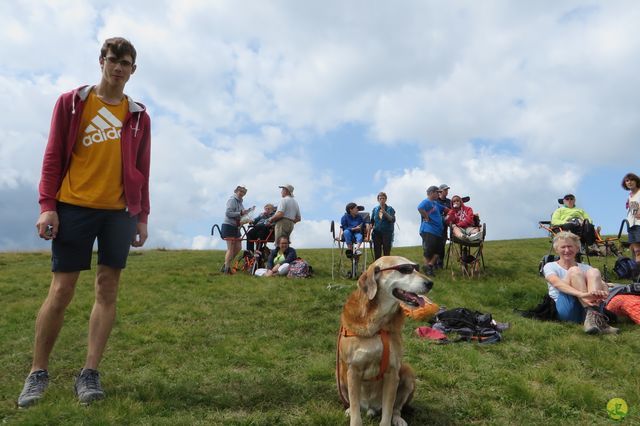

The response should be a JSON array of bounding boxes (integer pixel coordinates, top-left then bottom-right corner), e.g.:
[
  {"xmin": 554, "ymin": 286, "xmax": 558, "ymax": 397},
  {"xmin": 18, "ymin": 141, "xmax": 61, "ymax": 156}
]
[{"xmin": 1, "ymin": 1, "xmax": 638, "ymax": 251}]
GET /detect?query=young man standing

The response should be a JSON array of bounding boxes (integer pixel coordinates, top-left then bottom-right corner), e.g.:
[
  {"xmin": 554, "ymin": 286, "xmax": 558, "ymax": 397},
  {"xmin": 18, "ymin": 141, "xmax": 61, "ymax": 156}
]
[
  {"xmin": 435, "ymin": 184, "xmax": 451, "ymax": 268},
  {"xmin": 418, "ymin": 186, "xmax": 445, "ymax": 277},
  {"xmin": 268, "ymin": 184, "xmax": 301, "ymax": 244},
  {"xmin": 18, "ymin": 37, "xmax": 151, "ymax": 407}
]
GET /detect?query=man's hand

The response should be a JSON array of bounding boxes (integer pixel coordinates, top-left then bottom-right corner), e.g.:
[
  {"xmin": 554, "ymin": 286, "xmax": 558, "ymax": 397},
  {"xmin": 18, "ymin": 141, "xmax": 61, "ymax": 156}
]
[
  {"xmin": 36, "ymin": 211, "xmax": 59, "ymax": 240},
  {"xmin": 132, "ymin": 222, "xmax": 148, "ymax": 247}
]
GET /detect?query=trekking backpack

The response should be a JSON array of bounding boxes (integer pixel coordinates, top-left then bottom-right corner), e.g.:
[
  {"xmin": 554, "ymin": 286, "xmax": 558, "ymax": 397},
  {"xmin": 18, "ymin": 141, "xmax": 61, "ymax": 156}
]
[
  {"xmin": 538, "ymin": 254, "xmax": 559, "ymax": 277},
  {"xmin": 613, "ymin": 257, "xmax": 638, "ymax": 281},
  {"xmin": 432, "ymin": 308, "xmax": 502, "ymax": 343},
  {"xmin": 515, "ymin": 294, "xmax": 558, "ymax": 321},
  {"xmin": 287, "ymin": 258, "xmax": 312, "ymax": 278}
]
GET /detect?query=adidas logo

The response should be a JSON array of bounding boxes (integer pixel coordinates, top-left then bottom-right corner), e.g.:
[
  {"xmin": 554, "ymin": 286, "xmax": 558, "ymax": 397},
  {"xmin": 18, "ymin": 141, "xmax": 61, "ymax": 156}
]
[{"xmin": 82, "ymin": 107, "xmax": 123, "ymax": 147}]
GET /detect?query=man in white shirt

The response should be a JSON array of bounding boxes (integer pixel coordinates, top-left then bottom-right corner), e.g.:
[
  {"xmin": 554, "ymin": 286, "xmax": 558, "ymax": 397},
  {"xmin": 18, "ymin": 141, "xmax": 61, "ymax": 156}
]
[{"xmin": 268, "ymin": 184, "xmax": 301, "ymax": 244}]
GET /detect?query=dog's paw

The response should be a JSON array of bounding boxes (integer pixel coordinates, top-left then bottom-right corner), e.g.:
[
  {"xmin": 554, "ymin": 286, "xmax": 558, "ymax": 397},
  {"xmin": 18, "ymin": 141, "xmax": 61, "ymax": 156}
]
[
  {"xmin": 344, "ymin": 408, "xmax": 350, "ymax": 418},
  {"xmin": 366, "ymin": 408, "xmax": 379, "ymax": 417},
  {"xmin": 391, "ymin": 414, "xmax": 408, "ymax": 426}
]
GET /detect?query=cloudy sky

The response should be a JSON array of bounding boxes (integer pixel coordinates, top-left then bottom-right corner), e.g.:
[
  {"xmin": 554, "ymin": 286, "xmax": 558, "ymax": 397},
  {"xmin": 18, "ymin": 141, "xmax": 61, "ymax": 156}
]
[{"xmin": 1, "ymin": 0, "xmax": 638, "ymax": 252}]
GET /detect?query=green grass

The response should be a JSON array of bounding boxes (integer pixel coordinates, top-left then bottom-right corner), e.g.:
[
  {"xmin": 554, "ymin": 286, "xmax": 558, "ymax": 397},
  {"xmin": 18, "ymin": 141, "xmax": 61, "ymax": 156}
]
[{"xmin": 1, "ymin": 239, "xmax": 639, "ymax": 425}]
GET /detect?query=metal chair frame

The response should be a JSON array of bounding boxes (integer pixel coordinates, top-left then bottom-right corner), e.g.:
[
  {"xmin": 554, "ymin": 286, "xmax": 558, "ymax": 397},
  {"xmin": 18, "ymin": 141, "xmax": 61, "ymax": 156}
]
[
  {"xmin": 445, "ymin": 222, "xmax": 486, "ymax": 278},
  {"xmin": 330, "ymin": 209, "xmax": 373, "ymax": 280}
]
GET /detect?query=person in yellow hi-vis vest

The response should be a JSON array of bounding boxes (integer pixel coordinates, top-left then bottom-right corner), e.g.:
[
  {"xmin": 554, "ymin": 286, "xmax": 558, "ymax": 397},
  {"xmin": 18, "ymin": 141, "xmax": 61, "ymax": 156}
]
[{"xmin": 18, "ymin": 37, "xmax": 151, "ymax": 407}]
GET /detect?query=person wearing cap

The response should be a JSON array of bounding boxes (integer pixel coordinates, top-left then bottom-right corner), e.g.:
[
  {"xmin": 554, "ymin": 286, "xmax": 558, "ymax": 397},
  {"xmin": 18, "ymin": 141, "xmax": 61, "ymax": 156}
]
[
  {"xmin": 435, "ymin": 184, "xmax": 451, "ymax": 267},
  {"xmin": 551, "ymin": 194, "xmax": 592, "ymax": 227},
  {"xmin": 418, "ymin": 186, "xmax": 446, "ymax": 276},
  {"xmin": 245, "ymin": 203, "xmax": 276, "ymax": 253},
  {"xmin": 268, "ymin": 184, "xmax": 301, "ymax": 244},
  {"xmin": 339, "ymin": 202, "xmax": 366, "ymax": 257},
  {"xmin": 550, "ymin": 194, "xmax": 596, "ymax": 246}
]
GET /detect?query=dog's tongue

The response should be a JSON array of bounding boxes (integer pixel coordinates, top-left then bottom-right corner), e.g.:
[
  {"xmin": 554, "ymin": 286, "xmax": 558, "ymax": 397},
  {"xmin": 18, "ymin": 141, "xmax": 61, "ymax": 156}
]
[{"xmin": 397, "ymin": 289, "xmax": 425, "ymax": 307}]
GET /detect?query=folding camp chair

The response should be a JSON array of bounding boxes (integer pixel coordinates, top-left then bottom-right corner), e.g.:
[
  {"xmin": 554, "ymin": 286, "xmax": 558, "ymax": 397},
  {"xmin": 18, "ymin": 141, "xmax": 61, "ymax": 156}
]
[
  {"xmin": 330, "ymin": 206, "xmax": 373, "ymax": 280},
  {"xmin": 445, "ymin": 221, "xmax": 486, "ymax": 278},
  {"xmin": 211, "ymin": 224, "xmax": 261, "ymax": 274}
]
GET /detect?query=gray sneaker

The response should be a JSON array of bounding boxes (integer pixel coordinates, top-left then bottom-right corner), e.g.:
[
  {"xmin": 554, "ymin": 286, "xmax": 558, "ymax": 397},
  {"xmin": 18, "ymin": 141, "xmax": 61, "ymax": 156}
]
[
  {"xmin": 74, "ymin": 369, "xmax": 105, "ymax": 404},
  {"xmin": 17, "ymin": 369, "xmax": 49, "ymax": 408}
]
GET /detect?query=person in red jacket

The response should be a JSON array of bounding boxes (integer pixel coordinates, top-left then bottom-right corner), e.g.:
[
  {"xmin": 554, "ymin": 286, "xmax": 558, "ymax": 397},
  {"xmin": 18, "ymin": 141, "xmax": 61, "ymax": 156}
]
[
  {"xmin": 445, "ymin": 195, "xmax": 481, "ymax": 240},
  {"xmin": 18, "ymin": 37, "xmax": 151, "ymax": 408}
]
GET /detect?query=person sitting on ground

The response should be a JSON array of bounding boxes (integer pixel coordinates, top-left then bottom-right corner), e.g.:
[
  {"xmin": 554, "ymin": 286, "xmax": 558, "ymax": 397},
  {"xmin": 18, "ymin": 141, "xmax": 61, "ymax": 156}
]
[
  {"xmin": 445, "ymin": 195, "xmax": 481, "ymax": 241},
  {"xmin": 542, "ymin": 231, "xmax": 617, "ymax": 334},
  {"xmin": 245, "ymin": 203, "xmax": 275, "ymax": 253},
  {"xmin": 265, "ymin": 236, "xmax": 297, "ymax": 276},
  {"xmin": 339, "ymin": 202, "xmax": 365, "ymax": 257}
]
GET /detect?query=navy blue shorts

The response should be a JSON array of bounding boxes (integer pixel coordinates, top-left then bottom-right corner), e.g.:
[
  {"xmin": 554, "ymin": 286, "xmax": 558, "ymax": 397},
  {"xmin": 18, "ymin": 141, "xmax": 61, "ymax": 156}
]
[
  {"xmin": 221, "ymin": 223, "xmax": 240, "ymax": 239},
  {"xmin": 51, "ymin": 202, "xmax": 138, "ymax": 272},
  {"xmin": 421, "ymin": 232, "xmax": 442, "ymax": 258},
  {"xmin": 628, "ymin": 225, "xmax": 640, "ymax": 244}
]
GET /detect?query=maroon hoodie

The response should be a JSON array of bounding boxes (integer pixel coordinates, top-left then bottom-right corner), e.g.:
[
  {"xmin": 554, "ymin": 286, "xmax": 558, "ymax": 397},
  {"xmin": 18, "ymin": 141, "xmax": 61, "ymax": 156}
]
[{"xmin": 38, "ymin": 85, "xmax": 151, "ymax": 223}]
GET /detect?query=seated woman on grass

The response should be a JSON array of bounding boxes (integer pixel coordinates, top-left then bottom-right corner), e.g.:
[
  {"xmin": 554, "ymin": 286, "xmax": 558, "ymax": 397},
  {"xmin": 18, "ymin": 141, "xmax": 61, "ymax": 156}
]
[
  {"xmin": 339, "ymin": 202, "xmax": 366, "ymax": 257},
  {"xmin": 265, "ymin": 236, "xmax": 297, "ymax": 277},
  {"xmin": 445, "ymin": 195, "xmax": 481, "ymax": 240},
  {"xmin": 542, "ymin": 231, "xmax": 616, "ymax": 334}
]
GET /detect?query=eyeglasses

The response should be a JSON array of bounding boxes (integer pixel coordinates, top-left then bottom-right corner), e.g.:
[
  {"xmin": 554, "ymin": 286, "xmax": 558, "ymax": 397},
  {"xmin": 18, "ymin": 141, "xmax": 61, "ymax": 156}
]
[
  {"xmin": 378, "ymin": 264, "xmax": 419, "ymax": 274},
  {"xmin": 104, "ymin": 56, "xmax": 134, "ymax": 68}
]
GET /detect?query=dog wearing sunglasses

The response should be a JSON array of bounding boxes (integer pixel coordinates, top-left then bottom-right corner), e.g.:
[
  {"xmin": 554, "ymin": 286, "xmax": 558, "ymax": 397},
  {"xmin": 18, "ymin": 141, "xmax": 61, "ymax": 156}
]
[{"xmin": 336, "ymin": 256, "xmax": 433, "ymax": 426}]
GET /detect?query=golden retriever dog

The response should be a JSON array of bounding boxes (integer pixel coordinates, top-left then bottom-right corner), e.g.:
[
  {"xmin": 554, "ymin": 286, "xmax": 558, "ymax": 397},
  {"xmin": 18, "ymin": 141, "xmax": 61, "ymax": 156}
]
[{"xmin": 336, "ymin": 256, "xmax": 433, "ymax": 426}]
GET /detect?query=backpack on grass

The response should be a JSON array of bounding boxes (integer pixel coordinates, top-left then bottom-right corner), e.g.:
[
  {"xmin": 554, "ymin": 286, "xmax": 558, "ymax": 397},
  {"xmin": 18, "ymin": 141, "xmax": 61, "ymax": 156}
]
[
  {"xmin": 431, "ymin": 307, "xmax": 504, "ymax": 344},
  {"xmin": 287, "ymin": 258, "xmax": 312, "ymax": 278},
  {"xmin": 515, "ymin": 294, "xmax": 558, "ymax": 321},
  {"xmin": 613, "ymin": 257, "xmax": 638, "ymax": 281}
]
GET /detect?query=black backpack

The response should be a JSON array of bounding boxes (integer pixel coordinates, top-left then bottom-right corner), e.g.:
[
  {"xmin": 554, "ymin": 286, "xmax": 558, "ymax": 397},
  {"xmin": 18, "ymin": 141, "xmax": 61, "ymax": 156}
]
[
  {"xmin": 432, "ymin": 308, "xmax": 502, "ymax": 343},
  {"xmin": 515, "ymin": 294, "xmax": 558, "ymax": 321},
  {"xmin": 614, "ymin": 257, "xmax": 638, "ymax": 281},
  {"xmin": 538, "ymin": 254, "xmax": 559, "ymax": 277}
]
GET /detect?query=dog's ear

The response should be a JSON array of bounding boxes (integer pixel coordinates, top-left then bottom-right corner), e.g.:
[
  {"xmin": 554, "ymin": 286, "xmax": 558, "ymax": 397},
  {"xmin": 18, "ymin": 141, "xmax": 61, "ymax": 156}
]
[{"xmin": 358, "ymin": 265, "xmax": 380, "ymax": 300}]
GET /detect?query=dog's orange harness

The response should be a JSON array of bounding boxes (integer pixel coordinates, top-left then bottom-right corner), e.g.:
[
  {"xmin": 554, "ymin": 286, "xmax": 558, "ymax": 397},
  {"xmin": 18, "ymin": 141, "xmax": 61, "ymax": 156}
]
[{"xmin": 336, "ymin": 326, "xmax": 390, "ymax": 408}]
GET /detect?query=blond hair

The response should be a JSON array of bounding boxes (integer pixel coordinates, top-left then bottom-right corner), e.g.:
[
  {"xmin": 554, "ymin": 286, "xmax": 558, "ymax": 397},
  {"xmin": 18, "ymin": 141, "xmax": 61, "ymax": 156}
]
[{"xmin": 552, "ymin": 231, "xmax": 580, "ymax": 251}]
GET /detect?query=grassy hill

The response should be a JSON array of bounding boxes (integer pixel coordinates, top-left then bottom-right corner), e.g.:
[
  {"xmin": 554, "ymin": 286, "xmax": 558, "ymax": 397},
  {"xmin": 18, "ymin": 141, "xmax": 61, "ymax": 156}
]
[{"xmin": 1, "ymin": 238, "xmax": 639, "ymax": 425}]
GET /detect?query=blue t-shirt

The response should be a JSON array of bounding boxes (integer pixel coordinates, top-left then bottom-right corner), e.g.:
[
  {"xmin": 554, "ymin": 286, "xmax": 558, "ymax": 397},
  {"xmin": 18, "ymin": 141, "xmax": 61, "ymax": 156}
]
[{"xmin": 418, "ymin": 198, "xmax": 444, "ymax": 236}]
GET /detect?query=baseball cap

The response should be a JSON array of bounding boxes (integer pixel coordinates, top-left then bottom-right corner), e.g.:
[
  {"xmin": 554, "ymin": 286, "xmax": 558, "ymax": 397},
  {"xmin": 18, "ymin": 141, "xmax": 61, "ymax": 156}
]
[
  {"xmin": 563, "ymin": 194, "xmax": 575, "ymax": 200},
  {"xmin": 438, "ymin": 184, "xmax": 450, "ymax": 191},
  {"xmin": 427, "ymin": 185, "xmax": 439, "ymax": 194},
  {"xmin": 279, "ymin": 184, "xmax": 294, "ymax": 194}
]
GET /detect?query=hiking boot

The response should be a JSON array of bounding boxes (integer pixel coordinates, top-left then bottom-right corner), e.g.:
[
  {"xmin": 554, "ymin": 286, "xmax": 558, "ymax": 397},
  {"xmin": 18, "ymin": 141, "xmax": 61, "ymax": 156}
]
[
  {"xmin": 354, "ymin": 249, "xmax": 363, "ymax": 256},
  {"xmin": 74, "ymin": 369, "xmax": 105, "ymax": 404},
  {"xmin": 345, "ymin": 249, "xmax": 353, "ymax": 259},
  {"xmin": 592, "ymin": 310, "xmax": 619, "ymax": 335},
  {"xmin": 17, "ymin": 369, "xmax": 49, "ymax": 408},
  {"xmin": 583, "ymin": 309, "xmax": 600, "ymax": 334}
]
